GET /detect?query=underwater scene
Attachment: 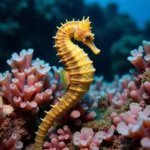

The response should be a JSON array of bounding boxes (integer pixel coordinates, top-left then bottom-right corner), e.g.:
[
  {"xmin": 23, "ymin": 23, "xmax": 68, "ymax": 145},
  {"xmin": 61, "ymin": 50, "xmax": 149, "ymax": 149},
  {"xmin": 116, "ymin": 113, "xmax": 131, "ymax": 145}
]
[{"xmin": 1, "ymin": 0, "xmax": 150, "ymax": 150}]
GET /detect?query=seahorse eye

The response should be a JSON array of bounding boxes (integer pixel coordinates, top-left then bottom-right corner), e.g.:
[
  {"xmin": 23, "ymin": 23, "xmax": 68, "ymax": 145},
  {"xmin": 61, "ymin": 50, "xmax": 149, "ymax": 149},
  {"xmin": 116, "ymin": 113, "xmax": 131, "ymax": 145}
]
[{"xmin": 85, "ymin": 35, "xmax": 91, "ymax": 41}]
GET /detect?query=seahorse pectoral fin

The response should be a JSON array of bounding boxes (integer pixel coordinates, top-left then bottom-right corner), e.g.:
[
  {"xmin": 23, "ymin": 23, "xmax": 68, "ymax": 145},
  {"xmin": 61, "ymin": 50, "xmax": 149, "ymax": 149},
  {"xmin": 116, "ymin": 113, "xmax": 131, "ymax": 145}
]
[{"xmin": 60, "ymin": 68, "xmax": 70, "ymax": 89}]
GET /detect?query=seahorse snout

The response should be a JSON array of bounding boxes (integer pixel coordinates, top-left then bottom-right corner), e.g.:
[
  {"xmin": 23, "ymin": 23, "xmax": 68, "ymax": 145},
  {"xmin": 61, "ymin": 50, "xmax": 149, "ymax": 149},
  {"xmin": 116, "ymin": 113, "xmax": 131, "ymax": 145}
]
[{"xmin": 85, "ymin": 41, "xmax": 101, "ymax": 55}]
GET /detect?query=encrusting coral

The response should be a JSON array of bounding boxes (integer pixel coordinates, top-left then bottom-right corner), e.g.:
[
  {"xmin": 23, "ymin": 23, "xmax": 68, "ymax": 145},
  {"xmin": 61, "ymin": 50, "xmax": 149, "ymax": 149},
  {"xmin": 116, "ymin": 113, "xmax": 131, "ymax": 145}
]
[{"xmin": 0, "ymin": 96, "xmax": 27, "ymax": 150}]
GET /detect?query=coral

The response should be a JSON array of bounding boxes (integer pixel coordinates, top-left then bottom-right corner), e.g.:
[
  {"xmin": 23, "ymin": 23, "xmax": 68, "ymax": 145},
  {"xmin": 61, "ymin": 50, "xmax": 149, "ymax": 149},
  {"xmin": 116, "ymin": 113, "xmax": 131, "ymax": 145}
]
[
  {"xmin": 82, "ymin": 108, "xmax": 112, "ymax": 132},
  {"xmin": 73, "ymin": 127, "xmax": 102, "ymax": 150},
  {"xmin": 142, "ymin": 70, "xmax": 150, "ymax": 82},
  {"xmin": 43, "ymin": 125, "xmax": 71, "ymax": 150},
  {"xmin": 110, "ymin": 102, "xmax": 150, "ymax": 150},
  {"xmin": 73, "ymin": 127, "xmax": 114, "ymax": 150},
  {"xmin": 89, "ymin": 73, "xmax": 132, "ymax": 110},
  {"xmin": 0, "ymin": 49, "xmax": 65, "ymax": 149},
  {"xmin": 109, "ymin": 40, "xmax": 150, "ymax": 149},
  {"xmin": 0, "ymin": 96, "xmax": 28, "ymax": 150},
  {"xmin": 0, "ymin": 96, "xmax": 14, "ymax": 123},
  {"xmin": 0, "ymin": 49, "xmax": 55, "ymax": 114},
  {"xmin": 141, "ymin": 137, "xmax": 150, "ymax": 150},
  {"xmin": 24, "ymin": 144, "xmax": 35, "ymax": 150},
  {"xmin": 84, "ymin": 40, "xmax": 150, "ymax": 150},
  {"xmin": 0, "ymin": 116, "xmax": 28, "ymax": 150},
  {"xmin": 126, "ymin": 41, "xmax": 150, "ymax": 105},
  {"xmin": 127, "ymin": 46, "xmax": 145, "ymax": 71},
  {"xmin": 107, "ymin": 39, "xmax": 150, "ymax": 148},
  {"xmin": 127, "ymin": 40, "xmax": 150, "ymax": 72},
  {"xmin": 0, "ymin": 133, "xmax": 23, "ymax": 150}
]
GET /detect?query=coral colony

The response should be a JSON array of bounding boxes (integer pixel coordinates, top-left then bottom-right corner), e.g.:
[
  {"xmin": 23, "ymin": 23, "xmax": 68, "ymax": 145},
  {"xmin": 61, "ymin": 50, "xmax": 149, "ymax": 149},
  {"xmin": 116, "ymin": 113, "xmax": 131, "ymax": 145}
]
[{"xmin": 1, "ymin": 26, "xmax": 150, "ymax": 150}]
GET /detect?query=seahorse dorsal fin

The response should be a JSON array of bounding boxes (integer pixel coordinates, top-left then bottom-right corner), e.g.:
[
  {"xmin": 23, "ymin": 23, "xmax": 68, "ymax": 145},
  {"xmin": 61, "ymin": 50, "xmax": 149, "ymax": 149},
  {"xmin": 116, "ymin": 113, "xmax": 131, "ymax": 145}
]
[{"xmin": 60, "ymin": 68, "xmax": 70, "ymax": 89}]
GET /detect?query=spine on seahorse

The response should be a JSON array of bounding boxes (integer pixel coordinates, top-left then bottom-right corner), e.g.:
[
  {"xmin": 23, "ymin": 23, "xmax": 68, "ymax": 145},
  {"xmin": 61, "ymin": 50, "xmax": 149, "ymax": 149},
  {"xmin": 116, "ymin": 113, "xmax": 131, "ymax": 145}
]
[{"xmin": 35, "ymin": 17, "xmax": 100, "ymax": 149}]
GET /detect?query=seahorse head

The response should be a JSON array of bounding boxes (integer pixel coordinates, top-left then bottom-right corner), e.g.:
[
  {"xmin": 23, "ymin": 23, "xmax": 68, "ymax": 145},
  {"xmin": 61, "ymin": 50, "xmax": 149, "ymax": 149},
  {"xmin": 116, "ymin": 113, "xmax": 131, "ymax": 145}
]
[{"xmin": 74, "ymin": 17, "xmax": 100, "ymax": 55}]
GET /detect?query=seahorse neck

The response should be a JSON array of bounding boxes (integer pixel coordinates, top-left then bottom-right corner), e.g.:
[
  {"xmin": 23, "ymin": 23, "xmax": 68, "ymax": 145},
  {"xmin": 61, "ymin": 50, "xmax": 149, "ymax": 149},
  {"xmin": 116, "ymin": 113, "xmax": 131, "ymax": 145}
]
[{"xmin": 55, "ymin": 22, "xmax": 79, "ymax": 53}]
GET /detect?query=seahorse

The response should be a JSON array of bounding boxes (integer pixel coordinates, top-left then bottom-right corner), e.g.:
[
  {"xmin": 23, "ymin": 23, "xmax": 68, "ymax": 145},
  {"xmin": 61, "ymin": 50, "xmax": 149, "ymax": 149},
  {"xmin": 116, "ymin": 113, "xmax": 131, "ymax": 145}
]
[{"xmin": 35, "ymin": 17, "xmax": 100, "ymax": 149}]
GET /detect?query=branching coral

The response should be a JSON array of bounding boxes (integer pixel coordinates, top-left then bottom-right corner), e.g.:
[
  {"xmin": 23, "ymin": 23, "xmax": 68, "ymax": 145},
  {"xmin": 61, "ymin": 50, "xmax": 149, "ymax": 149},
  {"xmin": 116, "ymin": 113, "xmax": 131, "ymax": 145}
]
[
  {"xmin": 0, "ymin": 48, "xmax": 65, "ymax": 149},
  {"xmin": 127, "ymin": 41, "xmax": 150, "ymax": 104},
  {"xmin": 89, "ymin": 41, "xmax": 150, "ymax": 111},
  {"xmin": 84, "ymin": 40, "xmax": 150, "ymax": 149},
  {"xmin": 109, "ymin": 40, "xmax": 150, "ymax": 149},
  {"xmin": 111, "ymin": 102, "xmax": 150, "ymax": 149},
  {"xmin": 0, "ymin": 96, "xmax": 14, "ymax": 123},
  {"xmin": 0, "ymin": 133, "xmax": 23, "ymax": 150},
  {"xmin": 73, "ymin": 127, "xmax": 114, "ymax": 150},
  {"xmin": 43, "ymin": 125, "xmax": 72, "ymax": 150},
  {"xmin": 127, "ymin": 40, "xmax": 150, "ymax": 72},
  {"xmin": 73, "ymin": 127, "xmax": 102, "ymax": 150},
  {"xmin": 89, "ymin": 73, "xmax": 132, "ymax": 110},
  {"xmin": 0, "ymin": 49, "xmax": 54, "ymax": 114}
]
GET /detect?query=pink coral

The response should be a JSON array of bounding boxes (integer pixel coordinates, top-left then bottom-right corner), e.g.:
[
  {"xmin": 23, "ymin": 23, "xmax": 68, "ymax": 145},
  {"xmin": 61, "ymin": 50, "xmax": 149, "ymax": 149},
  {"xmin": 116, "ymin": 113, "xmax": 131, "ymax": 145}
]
[
  {"xmin": 0, "ymin": 96, "xmax": 14, "ymax": 123},
  {"xmin": 84, "ymin": 40, "xmax": 150, "ymax": 149},
  {"xmin": 110, "ymin": 102, "xmax": 150, "ymax": 148},
  {"xmin": 0, "ymin": 49, "xmax": 64, "ymax": 114},
  {"xmin": 127, "ymin": 46, "xmax": 146, "ymax": 71},
  {"xmin": 111, "ymin": 91, "xmax": 128, "ymax": 108},
  {"xmin": 43, "ymin": 125, "xmax": 71, "ymax": 150},
  {"xmin": 89, "ymin": 73, "xmax": 132, "ymax": 109},
  {"xmin": 0, "ymin": 133, "xmax": 23, "ymax": 150},
  {"xmin": 141, "ymin": 137, "xmax": 150, "ymax": 150},
  {"xmin": 73, "ymin": 127, "xmax": 102, "ymax": 150},
  {"xmin": 122, "ymin": 41, "xmax": 150, "ymax": 106},
  {"xmin": 94, "ymin": 127, "xmax": 114, "ymax": 143},
  {"xmin": 0, "ymin": 97, "xmax": 26, "ymax": 150},
  {"xmin": 73, "ymin": 127, "xmax": 114, "ymax": 150}
]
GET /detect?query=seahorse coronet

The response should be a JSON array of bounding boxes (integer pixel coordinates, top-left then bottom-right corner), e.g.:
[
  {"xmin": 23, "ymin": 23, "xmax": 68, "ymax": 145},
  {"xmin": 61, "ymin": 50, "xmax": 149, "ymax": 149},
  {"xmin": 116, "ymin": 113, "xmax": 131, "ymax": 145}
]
[{"xmin": 35, "ymin": 17, "xmax": 100, "ymax": 150}]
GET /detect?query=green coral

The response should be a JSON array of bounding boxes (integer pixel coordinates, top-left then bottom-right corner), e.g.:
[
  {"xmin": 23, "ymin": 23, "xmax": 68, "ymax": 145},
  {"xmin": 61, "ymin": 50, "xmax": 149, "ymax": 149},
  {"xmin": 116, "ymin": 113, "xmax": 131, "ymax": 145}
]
[
  {"xmin": 98, "ymin": 95, "xmax": 107, "ymax": 109},
  {"xmin": 82, "ymin": 108, "xmax": 112, "ymax": 131},
  {"xmin": 82, "ymin": 98, "xmax": 132, "ymax": 132},
  {"xmin": 141, "ymin": 70, "xmax": 150, "ymax": 82}
]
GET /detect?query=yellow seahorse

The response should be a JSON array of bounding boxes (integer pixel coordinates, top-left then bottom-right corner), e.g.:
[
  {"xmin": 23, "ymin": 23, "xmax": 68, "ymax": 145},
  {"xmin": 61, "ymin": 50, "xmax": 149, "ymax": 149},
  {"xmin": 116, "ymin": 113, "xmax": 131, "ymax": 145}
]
[{"xmin": 35, "ymin": 17, "xmax": 100, "ymax": 149}]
